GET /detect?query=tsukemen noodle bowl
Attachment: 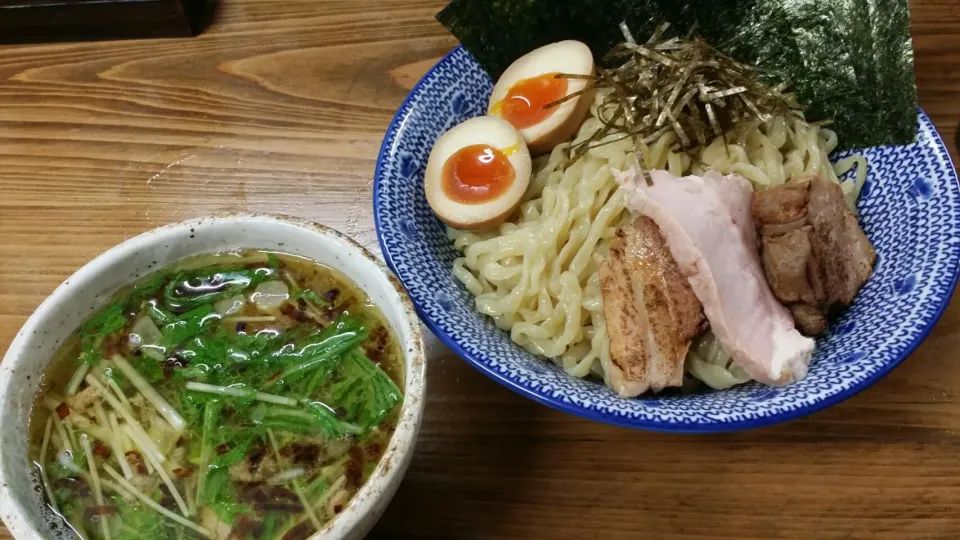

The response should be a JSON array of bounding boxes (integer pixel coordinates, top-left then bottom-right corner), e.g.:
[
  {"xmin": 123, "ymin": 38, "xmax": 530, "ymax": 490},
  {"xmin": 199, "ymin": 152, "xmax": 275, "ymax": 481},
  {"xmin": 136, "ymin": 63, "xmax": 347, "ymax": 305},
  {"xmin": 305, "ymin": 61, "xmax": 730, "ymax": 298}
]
[
  {"xmin": 0, "ymin": 215, "xmax": 426, "ymax": 540},
  {"xmin": 373, "ymin": 43, "xmax": 960, "ymax": 432}
]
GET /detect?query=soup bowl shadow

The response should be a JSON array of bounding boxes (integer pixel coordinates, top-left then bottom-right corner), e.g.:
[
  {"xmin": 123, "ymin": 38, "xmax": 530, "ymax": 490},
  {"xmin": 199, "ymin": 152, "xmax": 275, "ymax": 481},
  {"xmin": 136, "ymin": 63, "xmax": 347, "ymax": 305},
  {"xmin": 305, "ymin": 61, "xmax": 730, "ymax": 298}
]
[{"xmin": 0, "ymin": 213, "xmax": 426, "ymax": 540}]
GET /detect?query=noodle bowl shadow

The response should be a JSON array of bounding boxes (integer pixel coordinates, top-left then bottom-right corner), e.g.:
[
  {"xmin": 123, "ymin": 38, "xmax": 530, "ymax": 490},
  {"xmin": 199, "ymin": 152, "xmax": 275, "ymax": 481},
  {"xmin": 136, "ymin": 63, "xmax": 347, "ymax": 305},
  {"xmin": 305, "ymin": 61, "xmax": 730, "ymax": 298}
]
[
  {"xmin": 374, "ymin": 46, "xmax": 960, "ymax": 433},
  {"xmin": 0, "ymin": 214, "xmax": 426, "ymax": 539}
]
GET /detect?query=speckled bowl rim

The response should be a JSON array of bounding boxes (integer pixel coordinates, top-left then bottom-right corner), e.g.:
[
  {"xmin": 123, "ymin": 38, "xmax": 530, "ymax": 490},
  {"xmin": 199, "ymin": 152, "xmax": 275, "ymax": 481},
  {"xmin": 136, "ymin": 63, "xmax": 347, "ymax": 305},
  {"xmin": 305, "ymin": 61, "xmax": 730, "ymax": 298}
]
[{"xmin": 0, "ymin": 213, "xmax": 426, "ymax": 539}]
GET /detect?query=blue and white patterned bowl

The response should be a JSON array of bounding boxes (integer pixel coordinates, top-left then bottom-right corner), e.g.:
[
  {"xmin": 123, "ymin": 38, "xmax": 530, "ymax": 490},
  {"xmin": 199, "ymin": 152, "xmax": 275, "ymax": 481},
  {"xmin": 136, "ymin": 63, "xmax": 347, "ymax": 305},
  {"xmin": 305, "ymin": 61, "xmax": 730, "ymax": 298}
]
[{"xmin": 373, "ymin": 46, "xmax": 960, "ymax": 432}]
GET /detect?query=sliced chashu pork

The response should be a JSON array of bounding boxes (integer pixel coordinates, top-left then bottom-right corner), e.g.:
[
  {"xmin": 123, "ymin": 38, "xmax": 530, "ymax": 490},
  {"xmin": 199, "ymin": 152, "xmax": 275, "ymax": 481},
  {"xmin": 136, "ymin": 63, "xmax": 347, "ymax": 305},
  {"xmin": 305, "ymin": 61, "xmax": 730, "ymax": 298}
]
[
  {"xmin": 759, "ymin": 226, "xmax": 828, "ymax": 335},
  {"xmin": 752, "ymin": 174, "xmax": 876, "ymax": 335},
  {"xmin": 599, "ymin": 216, "xmax": 706, "ymax": 397},
  {"xmin": 807, "ymin": 174, "xmax": 876, "ymax": 305},
  {"xmin": 619, "ymin": 169, "xmax": 815, "ymax": 386}
]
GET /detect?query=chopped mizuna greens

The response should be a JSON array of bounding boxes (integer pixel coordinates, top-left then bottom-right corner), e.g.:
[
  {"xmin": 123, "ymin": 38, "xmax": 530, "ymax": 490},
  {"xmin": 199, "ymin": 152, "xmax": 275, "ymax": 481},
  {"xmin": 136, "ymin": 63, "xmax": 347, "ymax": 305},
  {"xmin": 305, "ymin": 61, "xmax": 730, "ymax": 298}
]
[
  {"xmin": 266, "ymin": 314, "xmax": 369, "ymax": 388},
  {"xmin": 145, "ymin": 299, "xmax": 176, "ymax": 326},
  {"xmin": 332, "ymin": 350, "xmax": 403, "ymax": 431},
  {"xmin": 79, "ymin": 303, "xmax": 128, "ymax": 366},
  {"xmin": 296, "ymin": 288, "xmax": 329, "ymax": 307},
  {"xmin": 29, "ymin": 249, "xmax": 404, "ymax": 539},
  {"xmin": 160, "ymin": 304, "xmax": 219, "ymax": 348},
  {"xmin": 164, "ymin": 267, "xmax": 275, "ymax": 313},
  {"xmin": 129, "ymin": 272, "xmax": 166, "ymax": 304}
]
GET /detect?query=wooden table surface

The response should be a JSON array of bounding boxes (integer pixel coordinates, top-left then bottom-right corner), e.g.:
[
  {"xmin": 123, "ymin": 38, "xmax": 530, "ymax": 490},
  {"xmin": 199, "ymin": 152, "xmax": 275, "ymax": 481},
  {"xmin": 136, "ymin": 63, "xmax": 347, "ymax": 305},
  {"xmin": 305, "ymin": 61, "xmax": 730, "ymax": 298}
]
[{"xmin": 0, "ymin": 1, "xmax": 958, "ymax": 539}]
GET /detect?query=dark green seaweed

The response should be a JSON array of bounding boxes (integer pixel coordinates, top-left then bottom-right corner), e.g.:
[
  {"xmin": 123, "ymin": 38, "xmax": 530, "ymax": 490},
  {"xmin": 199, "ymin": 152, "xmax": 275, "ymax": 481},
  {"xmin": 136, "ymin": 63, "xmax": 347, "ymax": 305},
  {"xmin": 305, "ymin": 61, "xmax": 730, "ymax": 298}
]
[{"xmin": 437, "ymin": 0, "xmax": 916, "ymax": 149}]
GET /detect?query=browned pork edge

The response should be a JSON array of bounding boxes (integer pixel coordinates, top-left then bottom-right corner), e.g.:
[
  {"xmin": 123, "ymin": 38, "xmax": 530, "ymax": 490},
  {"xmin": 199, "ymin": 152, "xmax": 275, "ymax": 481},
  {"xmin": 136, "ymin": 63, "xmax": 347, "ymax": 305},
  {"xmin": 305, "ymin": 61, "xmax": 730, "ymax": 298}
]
[{"xmin": 599, "ymin": 217, "xmax": 705, "ymax": 397}]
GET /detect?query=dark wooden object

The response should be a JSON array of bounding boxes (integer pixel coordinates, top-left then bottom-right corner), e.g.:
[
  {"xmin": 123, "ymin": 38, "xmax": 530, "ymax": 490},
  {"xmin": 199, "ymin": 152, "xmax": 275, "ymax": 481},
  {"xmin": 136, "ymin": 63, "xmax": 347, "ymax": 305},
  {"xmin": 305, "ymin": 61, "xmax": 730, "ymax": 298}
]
[{"xmin": 0, "ymin": 0, "xmax": 207, "ymax": 44}]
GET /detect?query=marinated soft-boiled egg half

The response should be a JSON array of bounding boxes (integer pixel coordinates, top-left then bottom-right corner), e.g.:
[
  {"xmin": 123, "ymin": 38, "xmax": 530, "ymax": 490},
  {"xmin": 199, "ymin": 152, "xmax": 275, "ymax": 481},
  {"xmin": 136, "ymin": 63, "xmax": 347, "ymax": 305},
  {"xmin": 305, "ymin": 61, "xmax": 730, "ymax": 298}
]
[
  {"xmin": 425, "ymin": 116, "xmax": 532, "ymax": 230},
  {"xmin": 488, "ymin": 40, "xmax": 595, "ymax": 155}
]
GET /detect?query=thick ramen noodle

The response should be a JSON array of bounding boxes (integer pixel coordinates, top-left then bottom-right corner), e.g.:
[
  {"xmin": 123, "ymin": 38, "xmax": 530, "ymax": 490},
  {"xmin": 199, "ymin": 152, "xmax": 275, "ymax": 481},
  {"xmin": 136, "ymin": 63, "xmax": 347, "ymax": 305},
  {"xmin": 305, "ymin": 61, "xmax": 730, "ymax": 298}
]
[{"xmin": 451, "ymin": 92, "xmax": 867, "ymax": 390}]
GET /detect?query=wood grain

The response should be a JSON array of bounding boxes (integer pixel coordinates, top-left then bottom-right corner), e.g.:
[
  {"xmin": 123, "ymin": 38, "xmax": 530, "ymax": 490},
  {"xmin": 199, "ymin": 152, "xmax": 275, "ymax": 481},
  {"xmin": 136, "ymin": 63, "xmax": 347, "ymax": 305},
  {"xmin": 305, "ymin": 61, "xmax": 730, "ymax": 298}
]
[{"xmin": 0, "ymin": 1, "xmax": 958, "ymax": 539}]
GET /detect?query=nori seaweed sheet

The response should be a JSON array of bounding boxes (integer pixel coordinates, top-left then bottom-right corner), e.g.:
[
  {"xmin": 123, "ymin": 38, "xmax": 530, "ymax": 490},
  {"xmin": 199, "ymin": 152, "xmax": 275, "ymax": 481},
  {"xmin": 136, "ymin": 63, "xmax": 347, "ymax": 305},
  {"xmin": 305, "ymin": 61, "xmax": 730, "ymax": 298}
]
[{"xmin": 437, "ymin": 0, "xmax": 916, "ymax": 149}]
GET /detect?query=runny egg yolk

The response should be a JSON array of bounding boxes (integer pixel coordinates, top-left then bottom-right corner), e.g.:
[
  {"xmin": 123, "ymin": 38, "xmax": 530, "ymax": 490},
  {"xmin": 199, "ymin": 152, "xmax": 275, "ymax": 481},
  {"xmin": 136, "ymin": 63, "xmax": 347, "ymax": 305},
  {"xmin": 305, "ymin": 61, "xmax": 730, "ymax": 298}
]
[
  {"xmin": 441, "ymin": 144, "xmax": 516, "ymax": 204},
  {"xmin": 491, "ymin": 73, "xmax": 568, "ymax": 130}
]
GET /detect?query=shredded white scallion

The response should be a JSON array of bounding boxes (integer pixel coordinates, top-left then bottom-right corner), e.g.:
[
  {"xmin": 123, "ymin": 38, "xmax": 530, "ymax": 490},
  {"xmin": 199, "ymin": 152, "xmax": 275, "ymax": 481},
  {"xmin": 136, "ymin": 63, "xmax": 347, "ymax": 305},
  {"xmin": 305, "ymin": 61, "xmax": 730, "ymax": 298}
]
[
  {"xmin": 62, "ymin": 416, "xmax": 80, "ymax": 452},
  {"xmin": 111, "ymin": 355, "xmax": 186, "ymax": 432},
  {"xmin": 93, "ymin": 402, "xmax": 111, "ymax": 434},
  {"xmin": 100, "ymin": 478, "xmax": 133, "ymax": 502},
  {"xmin": 222, "ymin": 316, "xmax": 277, "ymax": 323},
  {"xmin": 314, "ymin": 474, "xmax": 346, "ymax": 514},
  {"xmin": 267, "ymin": 429, "xmax": 322, "ymax": 530},
  {"xmin": 94, "ymin": 365, "xmax": 134, "ymax": 414},
  {"xmin": 38, "ymin": 418, "xmax": 59, "ymax": 514},
  {"xmin": 67, "ymin": 414, "xmax": 113, "ymax": 444},
  {"xmin": 102, "ymin": 465, "xmax": 213, "ymax": 539},
  {"xmin": 184, "ymin": 382, "xmax": 299, "ymax": 407},
  {"xmin": 122, "ymin": 424, "xmax": 190, "ymax": 517},
  {"xmin": 48, "ymin": 408, "xmax": 74, "ymax": 454},
  {"xmin": 80, "ymin": 435, "xmax": 112, "ymax": 540},
  {"xmin": 185, "ymin": 475, "xmax": 198, "ymax": 517},
  {"xmin": 85, "ymin": 375, "xmax": 166, "ymax": 464},
  {"xmin": 107, "ymin": 413, "xmax": 134, "ymax": 480},
  {"xmin": 65, "ymin": 364, "xmax": 91, "ymax": 396},
  {"xmin": 267, "ymin": 468, "xmax": 306, "ymax": 485}
]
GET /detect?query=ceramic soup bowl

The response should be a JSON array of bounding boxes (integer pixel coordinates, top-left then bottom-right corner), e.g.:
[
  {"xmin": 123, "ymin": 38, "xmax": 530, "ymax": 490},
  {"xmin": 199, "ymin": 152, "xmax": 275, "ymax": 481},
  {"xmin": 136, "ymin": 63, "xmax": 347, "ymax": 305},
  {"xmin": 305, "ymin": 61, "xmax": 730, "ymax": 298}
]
[{"xmin": 0, "ymin": 214, "xmax": 425, "ymax": 540}]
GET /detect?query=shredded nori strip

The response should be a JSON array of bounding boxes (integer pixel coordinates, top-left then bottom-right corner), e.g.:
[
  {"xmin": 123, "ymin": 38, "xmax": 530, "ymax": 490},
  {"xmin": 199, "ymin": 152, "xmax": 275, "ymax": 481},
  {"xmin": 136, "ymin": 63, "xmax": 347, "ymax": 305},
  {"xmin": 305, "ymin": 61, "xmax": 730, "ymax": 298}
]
[
  {"xmin": 560, "ymin": 23, "xmax": 805, "ymax": 164},
  {"xmin": 437, "ymin": 0, "xmax": 916, "ymax": 149}
]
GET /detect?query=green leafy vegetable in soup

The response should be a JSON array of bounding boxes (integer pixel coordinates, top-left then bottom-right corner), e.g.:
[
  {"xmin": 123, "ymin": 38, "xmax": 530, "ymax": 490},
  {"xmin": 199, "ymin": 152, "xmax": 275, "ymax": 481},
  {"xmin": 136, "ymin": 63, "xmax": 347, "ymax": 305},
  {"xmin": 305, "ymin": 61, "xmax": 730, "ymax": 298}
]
[{"xmin": 29, "ymin": 250, "xmax": 404, "ymax": 540}]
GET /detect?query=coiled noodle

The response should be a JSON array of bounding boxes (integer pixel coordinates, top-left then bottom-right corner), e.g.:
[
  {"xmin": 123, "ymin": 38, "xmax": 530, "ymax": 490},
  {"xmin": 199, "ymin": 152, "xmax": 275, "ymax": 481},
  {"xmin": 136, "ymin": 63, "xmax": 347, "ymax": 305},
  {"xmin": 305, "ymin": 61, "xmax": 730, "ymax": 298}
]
[{"xmin": 451, "ymin": 94, "xmax": 867, "ymax": 390}]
